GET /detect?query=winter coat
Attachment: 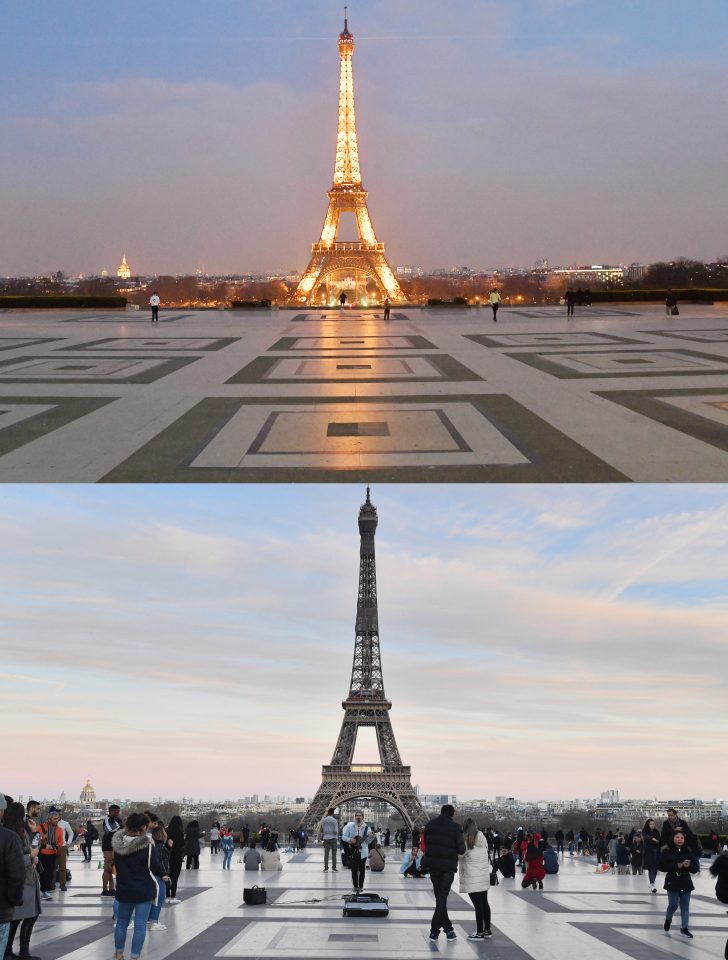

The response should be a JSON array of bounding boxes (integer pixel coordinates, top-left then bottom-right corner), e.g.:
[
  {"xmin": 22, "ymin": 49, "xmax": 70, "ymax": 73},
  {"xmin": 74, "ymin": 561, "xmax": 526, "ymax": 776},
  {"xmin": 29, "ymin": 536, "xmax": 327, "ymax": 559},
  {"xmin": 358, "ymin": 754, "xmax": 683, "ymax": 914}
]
[
  {"xmin": 658, "ymin": 844, "xmax": 699, "ymax": 892},
  {"xmin": 642, "ymin": 829, "xmax": 660, "ymax": 867},
  {"xmin": 184, "ymin": 825, "xmax": 201, "ymax": 857},
  {"xmin": 111, "ymin": 832, "xmax": 164, "ymax": 904},
  {"xmin": 615, "ymin": 842, "xmax": 631, "ymax": 866},
  {"xmin": 458, "ymin": 831, "xmax": 490, "ymax": 894},
  {"xmin": 422, "ymin": 814, "xmax": 465, "ymax": 874},
  {"xmin": 155, "ymin": 840, "xmax": 170, "ymax": 874},
  {"xmin": 243, "ymin": 848, "xmax": 262, "ymax": 870},
  {"xmin": 543, "ymin": 848, "xmax": 559, "ymax": 874},
  {"xmin": 630, "ymin": 842, "xmax": 644, "ymax": 869},
  {"xmin": 709, "ymin": 851, "xmax": 728, "ymax": 904},
  {"xmin": 659, "ymin": 818, "xmax": 701, "ymax": 856},
  {"xmin": 0, "ymin": 826, "xmax": 25, "ymax": 922},
  {"xmin": 494, "ymin": 851, "xmax": 515, "ymax": 879},
  {"xmin": 523, "ymin": 853, "xmax": 545, "ymax": 883}
]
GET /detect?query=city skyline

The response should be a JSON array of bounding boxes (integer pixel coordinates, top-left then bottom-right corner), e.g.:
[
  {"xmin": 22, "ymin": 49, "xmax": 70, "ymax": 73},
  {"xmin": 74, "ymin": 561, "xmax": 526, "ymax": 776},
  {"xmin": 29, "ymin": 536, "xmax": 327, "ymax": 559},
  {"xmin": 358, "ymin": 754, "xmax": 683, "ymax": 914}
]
[
  {"xmin": 2, "ymin": 484, "xmax": 727, "ymax": 803},
  {"xmin": 2, "ymin": 0, "xmax": 728, "ymax": 276}
]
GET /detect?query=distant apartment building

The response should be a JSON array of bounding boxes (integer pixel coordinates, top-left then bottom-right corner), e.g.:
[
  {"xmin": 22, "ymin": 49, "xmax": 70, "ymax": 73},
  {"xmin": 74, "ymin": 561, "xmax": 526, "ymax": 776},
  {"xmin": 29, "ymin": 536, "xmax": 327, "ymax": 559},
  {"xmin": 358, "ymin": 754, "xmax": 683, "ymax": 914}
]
[{"xmin": 552, "ymin": 265, "xmax": 625, "ymax": 285}]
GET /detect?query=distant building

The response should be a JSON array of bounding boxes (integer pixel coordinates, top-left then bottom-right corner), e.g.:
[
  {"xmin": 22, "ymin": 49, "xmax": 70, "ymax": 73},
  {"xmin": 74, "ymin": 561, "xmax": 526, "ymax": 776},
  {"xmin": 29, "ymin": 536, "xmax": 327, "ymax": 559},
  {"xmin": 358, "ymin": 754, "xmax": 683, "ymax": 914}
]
[
  {"xmin": 626, "ymin": 263, "xmax": 649, "ymax": 283},
  {"xmin": 601, "ymin": 789, "xmax": 619, "ymax": 803},
  {"xmin": 552, "ymin": 265, "xmax": 624, "ymax": 285},
  {"xmin": 117, "ymin": 255, "xmax": 132, "ymax": 280},
  {"xmin": 80, "ymin": 779, "xmax": 96, "ymax": 805}
]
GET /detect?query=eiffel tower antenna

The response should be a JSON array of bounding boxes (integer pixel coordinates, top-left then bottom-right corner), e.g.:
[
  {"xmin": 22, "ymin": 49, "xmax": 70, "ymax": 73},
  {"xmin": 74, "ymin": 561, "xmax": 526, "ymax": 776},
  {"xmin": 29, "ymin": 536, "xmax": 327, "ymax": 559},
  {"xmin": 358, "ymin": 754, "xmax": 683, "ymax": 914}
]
[
  {"xmin": 293, "ymin": 15, "xmax": 405, "ymax": 307},
  {"xmin": 300, "ymin": 488, "xmax": 426, "ymax": 833}
]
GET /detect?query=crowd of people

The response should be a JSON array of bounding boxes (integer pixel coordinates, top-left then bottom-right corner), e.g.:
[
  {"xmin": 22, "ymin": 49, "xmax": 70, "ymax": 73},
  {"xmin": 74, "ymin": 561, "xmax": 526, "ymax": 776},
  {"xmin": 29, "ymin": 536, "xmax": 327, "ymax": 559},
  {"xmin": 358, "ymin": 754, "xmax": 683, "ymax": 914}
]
[{"xmin": 2, "ymin": 791, "xmax": 727, "ymax": 958}]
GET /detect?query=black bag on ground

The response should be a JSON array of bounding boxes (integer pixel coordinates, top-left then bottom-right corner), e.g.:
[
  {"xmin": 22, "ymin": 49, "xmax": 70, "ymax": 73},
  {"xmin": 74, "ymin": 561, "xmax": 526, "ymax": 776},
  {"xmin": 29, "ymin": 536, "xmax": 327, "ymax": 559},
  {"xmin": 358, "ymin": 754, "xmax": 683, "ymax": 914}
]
[{"xmin": 243, "ymin": 885, "xmax": 267, "ymax": 905}]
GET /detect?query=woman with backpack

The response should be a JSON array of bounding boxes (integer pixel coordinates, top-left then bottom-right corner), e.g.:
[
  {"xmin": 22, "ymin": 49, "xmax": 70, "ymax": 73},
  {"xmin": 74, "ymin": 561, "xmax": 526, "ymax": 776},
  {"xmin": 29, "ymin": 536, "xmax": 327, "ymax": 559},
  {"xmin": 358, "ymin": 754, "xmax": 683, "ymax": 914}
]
[
  {"xmin": 458, "ymin": 819, "xmax": 492, "ymax": 940},
  {"xmin": 111, "ymin": 812, "xmax": 168, "ymax": 960},
  {"xmin": 659, "ymin": 829, "xmax": 699, "ymax": 939}
]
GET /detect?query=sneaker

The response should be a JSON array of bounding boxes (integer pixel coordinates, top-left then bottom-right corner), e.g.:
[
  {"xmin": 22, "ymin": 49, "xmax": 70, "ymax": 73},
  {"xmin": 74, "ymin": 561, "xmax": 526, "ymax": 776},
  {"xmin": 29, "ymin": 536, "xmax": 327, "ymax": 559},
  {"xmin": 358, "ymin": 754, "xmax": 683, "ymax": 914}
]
[
  {"xmin": 323, "ymin": 868, "xmax": 328, "ymax": 872},
  {"xmin": 148, "ymin": 922, "xmax": 167, "ymax": 931},
  {"xmin": 446, "ymin": 930, "xmax": 457, "ymax": 941},
  {"xmin": 467, "ymin": 932, "xmax": 485, "ymax": 940},
  {"xmin": 41, "ymin": 892, "xmax": 53, "ymax": 901},
  {"xmin": 652, "ymin": 887, "xmax": 658, "ymax": 893},
  {"xmin": 680, "ymin": 928, "xmax": 693, "ymax": 939},
  {"xmin": 429, "ymin": 932, "xmax": 439, "ymax": 941},
  {"xmin": 165, "ymin": 898, "xmax": 181, "ymax": 905},
  {"xmin": 664, "ymin": 918, "xmax": 671, "ymax": 932},
  {"xmin": 101, "ymin": 890, "xmax": 116, "ymax": 897},
  {"xmin": 482, "ymin": 930, "xmax": 493, "ymax": 937}
]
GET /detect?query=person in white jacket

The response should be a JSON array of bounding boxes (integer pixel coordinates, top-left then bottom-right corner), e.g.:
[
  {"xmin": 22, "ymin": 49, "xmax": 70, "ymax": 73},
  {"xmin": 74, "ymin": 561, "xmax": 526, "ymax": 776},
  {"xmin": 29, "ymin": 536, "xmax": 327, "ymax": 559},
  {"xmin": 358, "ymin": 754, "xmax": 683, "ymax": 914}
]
[{"xmin": 458, "ymin": 820, "xmax": 492, "ymax": 940}]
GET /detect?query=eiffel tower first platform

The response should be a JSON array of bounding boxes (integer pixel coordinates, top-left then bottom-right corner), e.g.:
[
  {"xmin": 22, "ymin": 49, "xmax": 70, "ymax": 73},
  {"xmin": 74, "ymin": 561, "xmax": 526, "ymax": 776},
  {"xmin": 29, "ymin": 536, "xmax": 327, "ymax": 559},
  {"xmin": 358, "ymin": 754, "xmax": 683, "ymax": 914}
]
[
  {"xmin": 301, "ymin": 488, "xmax": 426, "ymax": 834},
  {"xmin": 292, "ymin": 12, "xmax": 405, "ymax": 306}
]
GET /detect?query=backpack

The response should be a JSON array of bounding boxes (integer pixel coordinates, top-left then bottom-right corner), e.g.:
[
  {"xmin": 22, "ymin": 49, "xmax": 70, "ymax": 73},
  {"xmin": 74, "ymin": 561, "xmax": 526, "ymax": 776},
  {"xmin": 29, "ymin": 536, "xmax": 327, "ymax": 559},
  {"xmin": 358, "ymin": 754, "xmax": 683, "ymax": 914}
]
[{"xmin": 369, "ymin": 847, "xmax": 385, "ymax": 872}]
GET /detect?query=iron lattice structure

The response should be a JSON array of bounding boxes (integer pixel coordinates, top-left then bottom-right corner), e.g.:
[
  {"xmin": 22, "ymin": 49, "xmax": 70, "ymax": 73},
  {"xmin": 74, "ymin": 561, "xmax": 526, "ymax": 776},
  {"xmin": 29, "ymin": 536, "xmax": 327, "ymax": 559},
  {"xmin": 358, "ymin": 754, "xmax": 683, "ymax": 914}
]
[
  {"xmin": 293, "ymin": 13, "xmax": 405, "ymax": 306},
  {"xmin": 301, "ymin": 488, "xmax": 426, "ymax": 834}
]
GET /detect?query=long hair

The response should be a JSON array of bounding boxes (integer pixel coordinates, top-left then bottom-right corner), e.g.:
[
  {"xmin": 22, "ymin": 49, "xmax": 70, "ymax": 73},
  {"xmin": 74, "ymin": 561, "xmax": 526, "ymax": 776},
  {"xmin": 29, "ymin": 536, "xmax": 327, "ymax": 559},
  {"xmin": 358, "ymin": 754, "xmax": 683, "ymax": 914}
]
[
  {"xmin": 3, "ymin": 802, "xmax": 25, "ymax": 838},
  {"xmin": 167, "ymin": 815, "xmax": 184, "ymax": 839},
  {"xmin": 643, "ymin": 818, "xmax": 656, "ymax": 834},
  {"xmin": 462, "ymin": 818, "xmax": 479, "ymax": 851}
]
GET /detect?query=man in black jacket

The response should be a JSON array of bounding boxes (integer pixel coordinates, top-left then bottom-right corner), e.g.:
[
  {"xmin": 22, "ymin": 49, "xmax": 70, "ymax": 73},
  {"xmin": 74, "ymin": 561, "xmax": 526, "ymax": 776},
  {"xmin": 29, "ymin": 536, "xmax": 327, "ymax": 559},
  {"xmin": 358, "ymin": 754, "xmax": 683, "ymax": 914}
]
[
  {"xmin": 422, "ymin": 804, "xmax": 465, "ymax": 942},
  {"xmin": 660, "ymin": 809, "xmax": 701, "ymax": 856},
  {"xmin": 0, "ymin": 791, "xmax": 26, "ymax": 959}
]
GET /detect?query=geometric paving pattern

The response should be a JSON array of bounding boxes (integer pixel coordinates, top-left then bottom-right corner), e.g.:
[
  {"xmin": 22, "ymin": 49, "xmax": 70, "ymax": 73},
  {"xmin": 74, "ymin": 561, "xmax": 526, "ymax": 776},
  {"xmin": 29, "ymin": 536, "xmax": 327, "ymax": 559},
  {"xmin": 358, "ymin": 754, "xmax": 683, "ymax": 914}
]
[
  {"xmin": 0, "ymin": 305, "xmax": 727, "ymax": 481},
  {"xmin": 38, "ymin": 847, "xmax": 728, "ymax": 960}
]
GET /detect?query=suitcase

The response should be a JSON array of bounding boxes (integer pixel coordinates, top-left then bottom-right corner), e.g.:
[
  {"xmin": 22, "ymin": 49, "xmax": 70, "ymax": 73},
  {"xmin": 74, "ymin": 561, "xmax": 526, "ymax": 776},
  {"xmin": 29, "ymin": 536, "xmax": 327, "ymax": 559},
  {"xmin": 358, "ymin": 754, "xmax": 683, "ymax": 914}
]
[{"xmin": 342, "ymin": 892, "xmax": 389, "ymax": 917}]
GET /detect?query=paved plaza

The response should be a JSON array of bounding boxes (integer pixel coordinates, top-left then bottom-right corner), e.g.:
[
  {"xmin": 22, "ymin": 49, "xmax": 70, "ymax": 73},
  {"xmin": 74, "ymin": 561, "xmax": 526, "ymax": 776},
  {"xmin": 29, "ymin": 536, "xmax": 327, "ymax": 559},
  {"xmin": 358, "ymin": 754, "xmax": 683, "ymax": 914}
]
[
  {"xmin": 2, "ymin": 304, "xmax": 728, "ymax": 480},
  {"xmin": 36, "ymin": 846, "xmax": 727, "ymax": 960}
]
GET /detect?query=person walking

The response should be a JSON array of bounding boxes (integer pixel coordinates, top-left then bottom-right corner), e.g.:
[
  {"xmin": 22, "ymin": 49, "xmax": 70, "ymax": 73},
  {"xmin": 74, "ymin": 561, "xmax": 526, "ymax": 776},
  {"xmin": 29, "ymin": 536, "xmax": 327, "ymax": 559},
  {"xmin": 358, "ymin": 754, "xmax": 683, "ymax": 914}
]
[
  {"xmin": 708, "ymin": 850, "xmax": 728, "ymax": 960},
  {"xmin": 339, "ymin": 292, "xmax": 347, "ymax": 310},
  {"xmin": 321, "ymin": 808, "xmax": 339, "ymax": 873},
  {"xmin": 659, "ymin": 829, "xmax": 698, "ymax": 939},
  {"xmin": 184, "ymin": 821, "xmax": 200, "ymax": 870},
  {"xmin": 37, "ymin": 810, "xmax": 63, "ymax": 902},
  {"xmin": 1, "ymin": 800, "xmax": 35, "ymax": 960},
  {"xmin": 422, "ymin": 804, "xmax": 465, "ymax": 943},
  {"xmin": 488, "ymin": 288, "xmax": 502, "ymax": 322},
  {"xmin": 643, "ymin": 818, "xmax": 661, "ymax": 893},
  {"xmin": 383, "ymin": 297, "xmax": 391, "ymax": 321},
  {"xmin": 458, "ymin": 819, "xmax": 492, "ymax": 941},
  {"xmin": 554, "ymin": 829, "xmax": 565, "ymax": 856},
  {"xmin": 101, "ymin": 805, "xmax": 123, "ymax": 898},
  {"xmin": 342, "ymin": 811, "xmax": 371, "ymax": 893},
  {"xmin": 165, "ymin": 816, "xmax": 184, "ymax": 904},
  {"xmin": 150, "ymin": 291, "xmax": 160, "ymax": 323},
  {"xmin": 111, "ymin": 813, "xmax": 168, "ymax": 960},
  {"xmin": 564, "ymin": 288, "xmax": 576, "ymax": 318},
  {"xmin": 220, "ymin": 829, "xmax": 234, "ymax": 870},
  {"xmin": 82, "ymin": 821, "xmax": 98, "ymax": 863}
]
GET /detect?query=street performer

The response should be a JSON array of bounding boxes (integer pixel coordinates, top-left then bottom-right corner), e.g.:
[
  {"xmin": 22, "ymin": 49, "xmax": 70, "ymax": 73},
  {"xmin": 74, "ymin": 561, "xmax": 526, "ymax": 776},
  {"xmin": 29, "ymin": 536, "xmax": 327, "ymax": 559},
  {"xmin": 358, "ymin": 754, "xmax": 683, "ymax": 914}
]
[{"xmin": 342, "ymin": 811, "xmax": 371, "ymax": 892}]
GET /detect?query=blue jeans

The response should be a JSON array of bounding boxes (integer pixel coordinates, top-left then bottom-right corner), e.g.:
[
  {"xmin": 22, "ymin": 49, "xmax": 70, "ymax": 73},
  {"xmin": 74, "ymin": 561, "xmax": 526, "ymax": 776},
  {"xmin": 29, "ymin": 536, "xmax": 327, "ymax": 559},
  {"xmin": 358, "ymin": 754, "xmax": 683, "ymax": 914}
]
[
  {"xmin": 150, "ymin": 878, "xmax": 166, "ymax": 922},
  {"xmin": 666, "ymin": 890, "xmax": 691, "ymax": 928},
  {"xmin": 0, "ymin": 922, "xmax": 10, "ymax": 959},
  {"xmin": 114, "ymin": 900, "xmax": 153, "ymax": 957},
  {"xmin": 222, "ymin": 849, "xmax": 233, "ymax": 869}
]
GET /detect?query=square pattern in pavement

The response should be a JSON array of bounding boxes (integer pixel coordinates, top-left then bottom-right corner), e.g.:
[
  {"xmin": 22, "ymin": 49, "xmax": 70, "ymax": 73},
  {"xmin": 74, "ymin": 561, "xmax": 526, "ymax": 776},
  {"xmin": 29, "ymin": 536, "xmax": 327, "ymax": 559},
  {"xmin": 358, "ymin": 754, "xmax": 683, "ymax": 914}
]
[
  {"xmin": 0, "ymin": 305, "xmax": 728, "ymax": 481},
  {"xmin": 37, "ymin": 847, "xmax": 728, "ymax": 960}
]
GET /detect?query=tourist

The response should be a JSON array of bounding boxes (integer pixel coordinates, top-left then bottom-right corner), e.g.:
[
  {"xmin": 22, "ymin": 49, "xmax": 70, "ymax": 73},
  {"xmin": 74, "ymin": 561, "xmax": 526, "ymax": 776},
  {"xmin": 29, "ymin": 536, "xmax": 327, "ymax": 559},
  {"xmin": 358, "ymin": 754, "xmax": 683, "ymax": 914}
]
[
  {"xmin": 321, "ymin": 808, "xmax": 339, "ymax": 873},
  {"xmin": 38, "ymin": 810, "xmax": 64, "ymax": 902},
  {"xmin": 184, "ymin": 820, "xmax": 201, "ymax": 870},
  {"xmin": 220, "ymin": 828, "xmax": 234, "ymax": 870},
  {"xmin": 342, "ymin": 811, "xmax": 371, "ymax": 893},
  {"xmin": 339, "ymin": 292, "xmax": 347, "ymax": 309},
  {"xmin": 209, "ymin": 822, "xmax": 220, "ymax": 855},
  {"xmin": 261, "ymin": 842, "xmax": 282, "ymax": 871},
  {"xmin": 383, "ymin": 828, "xmax": 390, "ymax": 848},
  {"xmin": 543, "ymin": 844, "xmax": 559, "ymax": 875},
  {"xmin": 708, "ymin": 850, "xmax": 728, "ymax": 959},
  {"xmin": 709, "ymin": 829, "xmax": 721, "ymax": 856},
  {"xmin": 112, "ymin": 812, "xmax": 168, "ymax": 960},
  {"xmin": 150, "ymin": 291, "xmax": 160, "ymax": 323},
  {"xmin": 665, "ymin": 289, "xmax": 678, "ymax": 317},
  {"xmin": 554, "ymin": 828, "xmax": 565, "ymax": 856},
  {"xmin": 488, "ymin": 288, "xmax": 502, "ymax": 322},
  {"xmin": 296, "ymin": 827, "xmax": 307, "ymax": 851},
  {"xmin": 400, "ymin": 845, "xmax": 426, "ymax": 878},
  {"xmin": 659, "ymin": 829, "xmax": 698, "ymax": 938},
  {"xmin": 165, "ymin": 816, "xmax": 184, "ymax": 903},
  {"xmin": 101, "ymin": 805, "xmax": 123, "ymax": 898},
  {"xmin": 23, "ymin": 806, "xmax": 39, "ymax": 836},
  {"xmin": 83, "ymin": 820, "xmax": 98, "ymax": 862},
  {"xmin": 660, "ymin": 808, "xmax": 701, "ymax": 857},
  {"xmin": 56, "ymin": 811, "xmax": 74, "ymax": 892},
  {"xmin": 422, "ymin": 804, "xmax": 465, "ymax": 943},
  {"xmin": 398, "ymin": 827, "xmax": 408, "ymax": 853},
  {"xmin": 368, "ymin": 840, "xmax": 385, "ymax": 872},
  {"xmin": 147, "ymin": 825, "xmax": 170, "ymax": 930},
  {"xmin": 383, "ymin": 297, "xmax": 391, "ymax": 320},
  {"xmin": 521, "ymin": 839, "xmax": 545, "ymax": 890},
  {"xmin": 643, "ymin": 818, "xmax": 661, "ymax": 893},
  {"xmin": 458, "ymin": 818, "xmax": 492, "ymax": 941},
  {"xmin": 1, "ymin": 800, "xmax": 37, "ymax": 960},
  {"xmin": 564, "ymin": 288, "xmax": 576, "ymax": 318},
  {"xmin": 243, "ymin": 842, "xmax": 261, "ymax": 871},
  {"xmin": 631, "ymin": 832, "xmax": 645, "ymax": 875},
  {"xmin": 615, "ymin": 836, "xmax": 631, "ymax": 875},
  {"xmin": 492, "ymin": 848, "xmax": 516, "ymax": 880}
]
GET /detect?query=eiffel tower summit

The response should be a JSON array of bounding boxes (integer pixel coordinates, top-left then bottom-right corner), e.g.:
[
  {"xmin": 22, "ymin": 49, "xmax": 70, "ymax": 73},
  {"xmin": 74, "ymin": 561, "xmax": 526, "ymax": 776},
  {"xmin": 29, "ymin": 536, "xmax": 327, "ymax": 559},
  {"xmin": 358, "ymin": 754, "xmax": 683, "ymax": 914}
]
[
  {"xmin": 301, "ymin": 488, "xmax": 426, "ymax": 833},
  {"xmin": 293, "ymin": 11, "xmax": 405, "ymax": 307}
]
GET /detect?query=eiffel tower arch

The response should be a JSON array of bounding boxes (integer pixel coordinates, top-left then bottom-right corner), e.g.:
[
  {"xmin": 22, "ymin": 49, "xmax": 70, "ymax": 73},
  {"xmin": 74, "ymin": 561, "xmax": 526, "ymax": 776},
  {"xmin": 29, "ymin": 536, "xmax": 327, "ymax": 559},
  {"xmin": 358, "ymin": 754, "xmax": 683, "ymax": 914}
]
[
  {"xmin": 293, "ymin": 13, "xmax": 405, "ymax": 307},
  {"xmin": 301, "ymin": 488, "xmax": 427, "ymax": 835}
]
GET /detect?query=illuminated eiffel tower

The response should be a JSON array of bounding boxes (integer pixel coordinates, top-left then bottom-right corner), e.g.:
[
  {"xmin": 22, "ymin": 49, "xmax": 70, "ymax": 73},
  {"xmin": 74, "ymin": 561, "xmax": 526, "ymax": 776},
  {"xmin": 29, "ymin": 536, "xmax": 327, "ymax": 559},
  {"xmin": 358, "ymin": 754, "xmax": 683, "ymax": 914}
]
[
  {"xmin": 301, "ymin": 488, "xmax": 426, "ymax": 833},
  {"xmin": 293, "ymin": 11, "xmax": 405, "ymax": 306}
]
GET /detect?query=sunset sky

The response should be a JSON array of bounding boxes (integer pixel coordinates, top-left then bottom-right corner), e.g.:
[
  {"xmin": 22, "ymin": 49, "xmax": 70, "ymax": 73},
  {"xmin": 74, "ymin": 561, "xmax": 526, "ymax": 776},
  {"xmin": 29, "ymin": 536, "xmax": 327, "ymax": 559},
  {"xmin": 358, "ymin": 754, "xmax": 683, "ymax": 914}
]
[
  {"xmin": 2, "ymin": 484, "xmax": 727, "ymax": 803},
  {"xmin": 2, "ymin": 0, "xmax": 727, "ymax": 276}
]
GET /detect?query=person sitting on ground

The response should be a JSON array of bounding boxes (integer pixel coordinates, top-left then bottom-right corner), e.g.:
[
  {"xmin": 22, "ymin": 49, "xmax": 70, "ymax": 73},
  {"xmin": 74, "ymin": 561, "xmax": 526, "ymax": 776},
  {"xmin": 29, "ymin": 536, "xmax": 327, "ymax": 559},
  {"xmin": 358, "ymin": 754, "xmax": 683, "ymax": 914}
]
[
  {"xmin": 492, "ymin": 848, "xmax": 516, "ymax": 879},
  {"xmin": 261, "ymin": 841, "xmax": 282, "ymax": 872},
  {"xmin": 400, "ymin": 844, "xmax": 426, "ymax": 878},
  {"xmin": 243, "ymin": 842, "xmax": 261, "ymax": 871},
  {"xmin": 368, "ymin": 840, "xmax": 385, "ymax": 872},
  {"xmin": 543, "ymin": 844, "xmax": 559, "ymax": 875}
]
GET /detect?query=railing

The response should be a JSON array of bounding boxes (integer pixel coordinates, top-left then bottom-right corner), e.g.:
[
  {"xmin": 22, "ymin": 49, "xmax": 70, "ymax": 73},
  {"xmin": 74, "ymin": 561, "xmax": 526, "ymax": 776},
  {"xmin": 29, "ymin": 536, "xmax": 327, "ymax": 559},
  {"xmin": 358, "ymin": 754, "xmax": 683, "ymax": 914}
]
[{"xmin": 312, "ymin": 241, "xmax": 385, "ymax": 253}]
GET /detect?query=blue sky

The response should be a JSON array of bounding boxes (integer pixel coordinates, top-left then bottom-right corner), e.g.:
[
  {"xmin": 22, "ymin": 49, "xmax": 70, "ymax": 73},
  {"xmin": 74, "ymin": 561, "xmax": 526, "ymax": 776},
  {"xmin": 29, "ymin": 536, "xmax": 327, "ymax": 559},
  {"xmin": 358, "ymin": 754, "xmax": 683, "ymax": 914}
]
[
  {"xmin": 2, "ymin": 0, "xmax": 727, "ymax": 275},
  {"xmin": 2, "ymin": 483, "xmax": 727, "ymax": 802}
]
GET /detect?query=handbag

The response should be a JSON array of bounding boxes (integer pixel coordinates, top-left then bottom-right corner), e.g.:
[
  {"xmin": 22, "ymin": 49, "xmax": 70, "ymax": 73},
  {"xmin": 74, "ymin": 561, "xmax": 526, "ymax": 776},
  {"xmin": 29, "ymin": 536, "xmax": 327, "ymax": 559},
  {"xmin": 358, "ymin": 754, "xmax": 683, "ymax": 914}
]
[{"xmin": 243, "ymin": 885, "xmax": 267, "ymax": 905}]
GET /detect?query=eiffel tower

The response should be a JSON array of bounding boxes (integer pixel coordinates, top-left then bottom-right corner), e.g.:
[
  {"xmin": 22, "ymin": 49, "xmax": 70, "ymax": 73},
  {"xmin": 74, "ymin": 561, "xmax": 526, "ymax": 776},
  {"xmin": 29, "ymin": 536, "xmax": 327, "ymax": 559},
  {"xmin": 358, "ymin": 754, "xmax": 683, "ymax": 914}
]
[
  {"xmin": 293, "ymin": 11, "xmax": 405, "ymax": 306},
  {"xmin": 301, "ymin": 488, "xmax": 426, "ymax": 833}
]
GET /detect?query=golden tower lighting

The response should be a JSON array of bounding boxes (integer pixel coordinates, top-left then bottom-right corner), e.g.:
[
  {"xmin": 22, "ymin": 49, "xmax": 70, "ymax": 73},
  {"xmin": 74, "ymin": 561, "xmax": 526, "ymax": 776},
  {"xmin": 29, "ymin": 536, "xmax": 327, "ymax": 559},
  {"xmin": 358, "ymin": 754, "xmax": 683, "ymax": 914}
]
[{"xmin": 293, "ymin": 10, "xmax": 404, "ymax": 306}]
